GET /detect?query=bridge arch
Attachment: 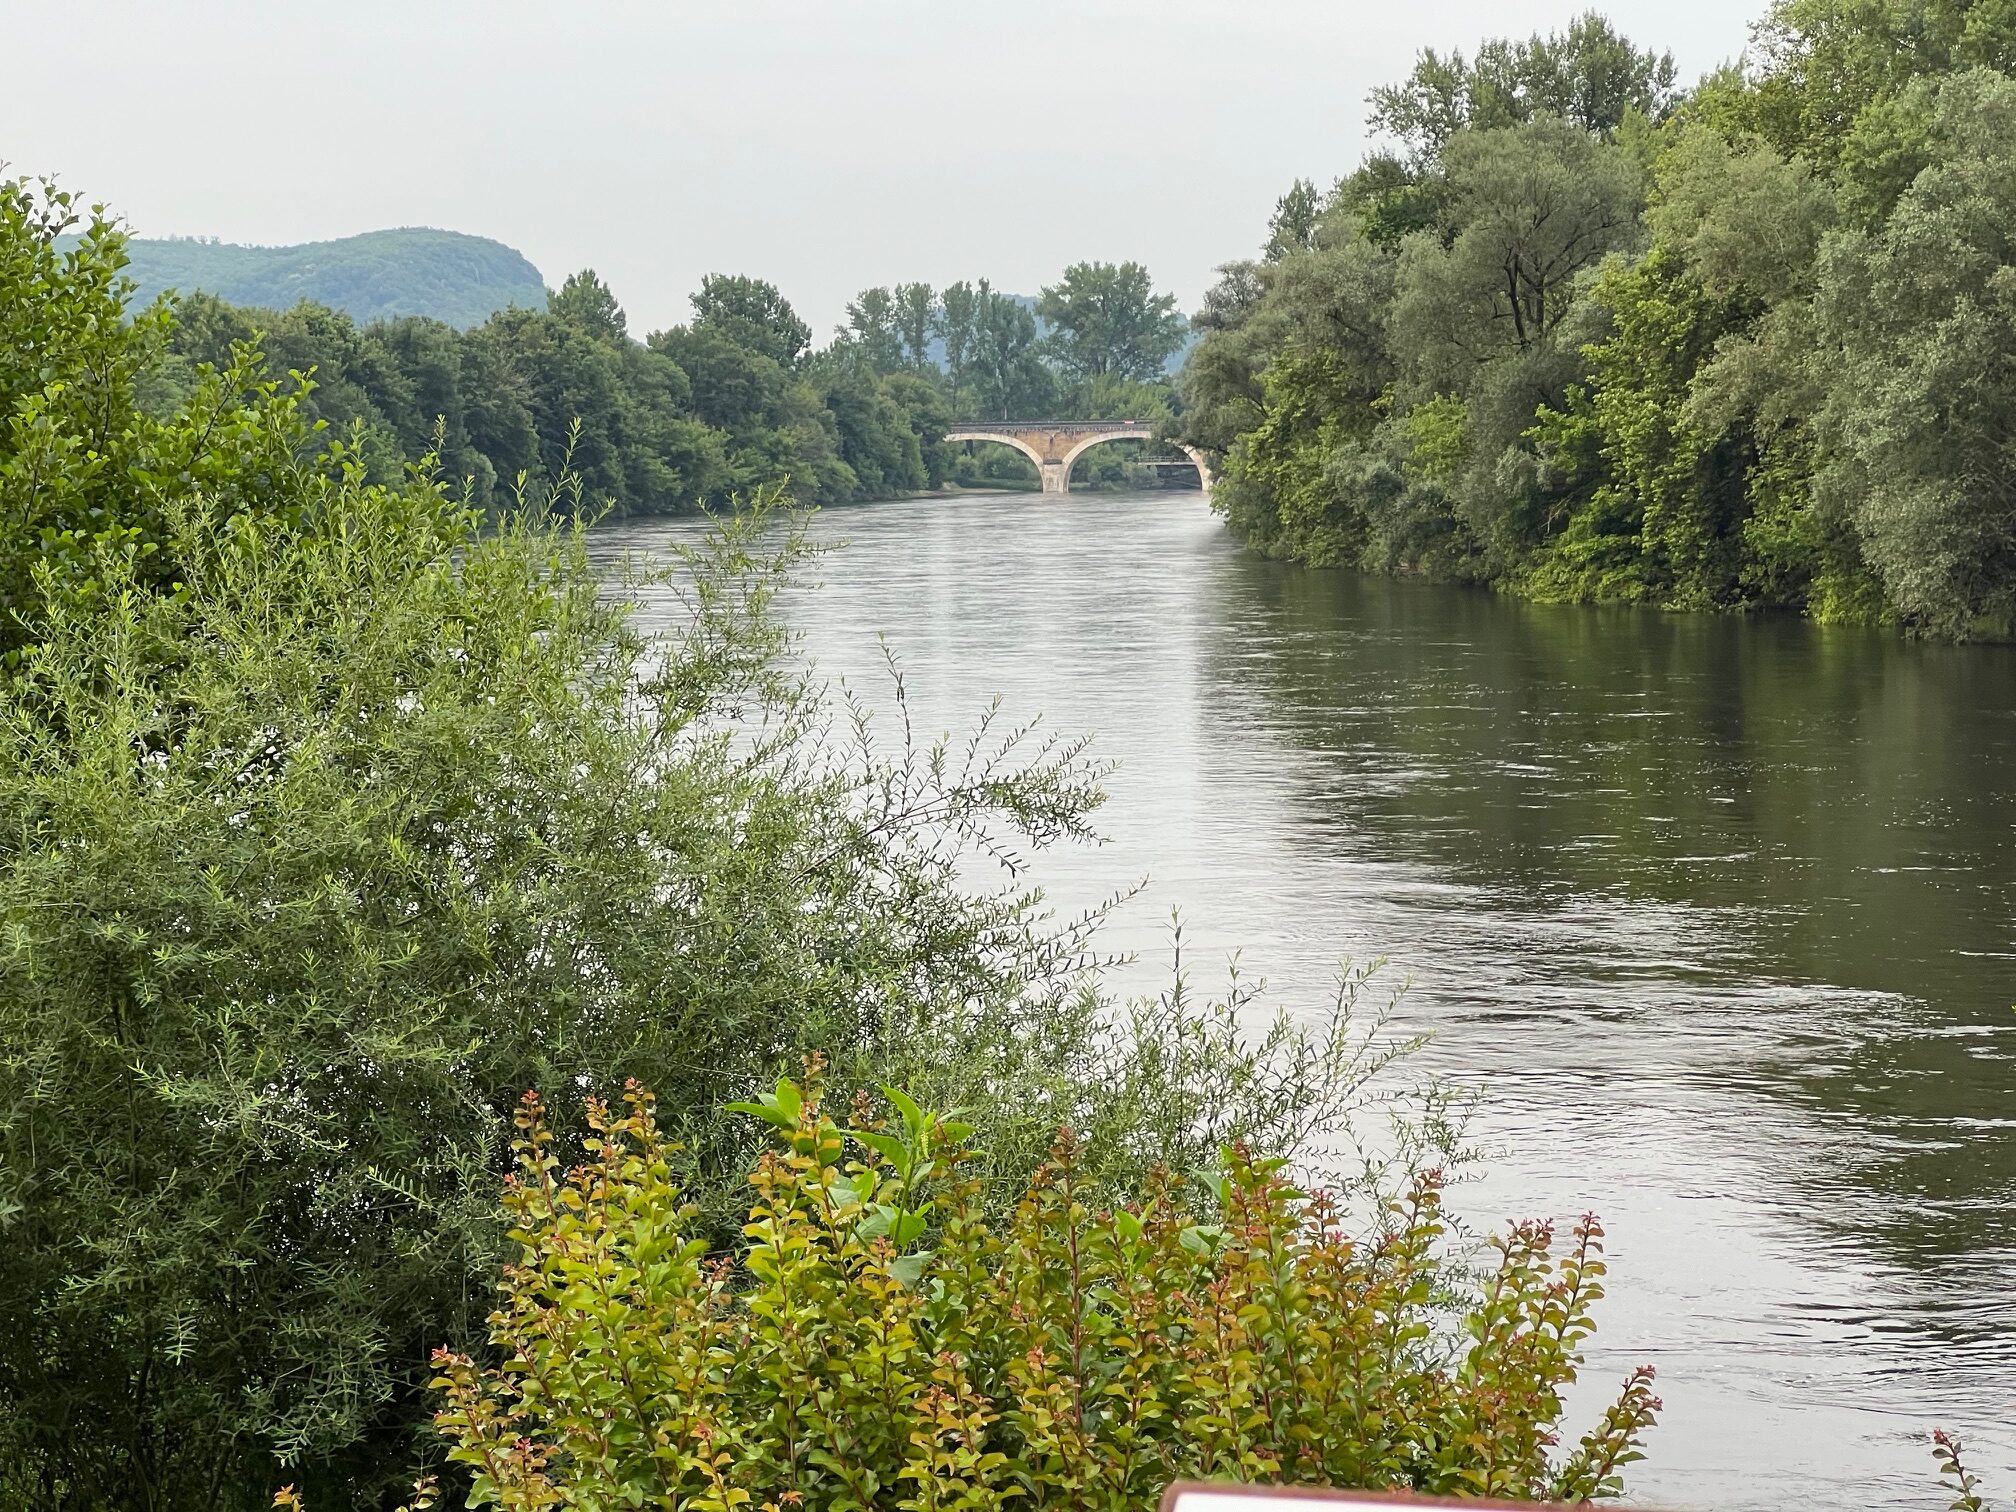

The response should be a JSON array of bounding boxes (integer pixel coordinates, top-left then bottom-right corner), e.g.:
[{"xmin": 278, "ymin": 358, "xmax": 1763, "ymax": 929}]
[
  {"xmin": 942, "ymin": 420, "xmax": 1214, "ymax": 495},
  {"xmin": 1059, "ymin": 431, "xmax": 1216, "ymax": 494},
  {"xmin": 945, "ymin": 429, "xmax": 1048, "ymax": 484}
]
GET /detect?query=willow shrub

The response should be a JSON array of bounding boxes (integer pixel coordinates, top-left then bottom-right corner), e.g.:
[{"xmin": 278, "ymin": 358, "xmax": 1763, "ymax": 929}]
[{"xmin": 391, "ymin": 1071, "xmax": 1660, "ymax": 1511}]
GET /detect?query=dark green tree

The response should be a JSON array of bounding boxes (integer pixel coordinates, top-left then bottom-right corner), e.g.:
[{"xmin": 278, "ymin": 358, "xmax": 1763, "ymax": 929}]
[
  {"xmin": 1264, "ymin": 178, "xmax": 1326, "ymax": 261},
  {"xmin": 691, "ymin": 273, "xmax": 813, "ymax": 368},
  {"xmin": 547, "ymin": 268, "xmax": 628, "ymax": 344},
  {"xmin": 1037, "ymin": 260, "xmax": 1187, "ymax": 382},
  {"xmin": 842, "ymin": 285, "xmax": 904, "ymax": 372},
  {"xmin": 968, "ymin": 282, "xmax": 1057, "ymax": 418},
  {"xmin": 938, "ymin": 280, "xmax": 980, "ymax": 411},
  {"xmin": 893, "ymin": 280, "xmax": 938, "ymax": 370}
]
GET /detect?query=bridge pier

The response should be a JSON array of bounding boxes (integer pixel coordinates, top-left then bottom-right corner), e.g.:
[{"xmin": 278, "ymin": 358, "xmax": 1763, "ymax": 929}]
[{"xmin": 1040, "ymin": 461, "xmax": 1069, "ymax": 495}]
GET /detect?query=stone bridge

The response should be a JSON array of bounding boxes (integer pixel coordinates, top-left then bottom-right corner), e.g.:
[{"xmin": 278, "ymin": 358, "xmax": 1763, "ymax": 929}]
[{"xmin": 944, "ymin": 420, "xmax": 1214, "ymax": 494}]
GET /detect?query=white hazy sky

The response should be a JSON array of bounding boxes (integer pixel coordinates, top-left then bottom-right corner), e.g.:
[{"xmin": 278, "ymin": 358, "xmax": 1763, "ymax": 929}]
[{"xmin": 4, "ymin": 0, "xmax": 1764, "ymax": 336}]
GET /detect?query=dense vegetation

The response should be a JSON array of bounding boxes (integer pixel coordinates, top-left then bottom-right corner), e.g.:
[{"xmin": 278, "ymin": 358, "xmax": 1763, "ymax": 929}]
[
  {"xmin": 364, "ymin": 1073, "xmax": 1657, "ymax": 1511},
  {"xmin": 103, "ymin": 228, "xmax": 547, "ymax": 328},
  {"xmin": 1178, "ymin": 0, "xmax": 2016, "ymax": 638},
  {"xmin": 133, "ymin": 253, "xmax": 1193, "ymax": 516},
  {"xmin": 1, "ymin": 178, "xmax": 1555, "ymax": 1512}
]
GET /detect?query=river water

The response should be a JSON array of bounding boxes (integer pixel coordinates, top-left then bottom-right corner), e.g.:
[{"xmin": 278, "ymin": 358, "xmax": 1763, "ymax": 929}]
[{"xmin": 591, "ymin": 488, "xmax": 2016, "ymax": 1512}]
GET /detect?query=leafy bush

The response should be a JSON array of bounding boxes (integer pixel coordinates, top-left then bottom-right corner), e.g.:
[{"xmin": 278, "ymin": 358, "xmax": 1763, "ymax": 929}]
[{"xmin": 395, "ymin": 1070, "xmax": 1659, "ymax": 1511}]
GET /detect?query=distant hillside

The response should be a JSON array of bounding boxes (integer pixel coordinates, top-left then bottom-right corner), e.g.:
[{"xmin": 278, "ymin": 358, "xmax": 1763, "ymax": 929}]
[{"xmin": 106, "ymin": 228, "xmax": 547, "ymax": 328}]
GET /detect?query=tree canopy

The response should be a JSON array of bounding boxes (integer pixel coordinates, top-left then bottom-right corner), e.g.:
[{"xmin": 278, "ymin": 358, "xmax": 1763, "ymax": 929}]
[
  {"xmin": 1038, "ymin": 260, "xmax": 1190, "ymax": 382},
  {"xmin": 1178, "ymin": 0, "xmax": 2016, "ymax": 637}
]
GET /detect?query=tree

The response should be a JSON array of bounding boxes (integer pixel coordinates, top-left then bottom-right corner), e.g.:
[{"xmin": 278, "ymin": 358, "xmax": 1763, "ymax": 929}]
[
  {"xmin": 967, "ymin": 282, "xmax": 1056, "ymax": 419},
  {"xmin": 1037, "ymin": 261, "xmax": 1187, "ymax": 383},
  {"xmin": 1370, "ymin": 10, "xmax": 1678, "ymax": 165},
  {"xmin": 1389, "ymin": 118, "xmax": 1643, "ymax": 386},
  {"xmin": 649, "ymin": 322, "xmax": 847, "ymax": 501},
  {"xmin": 690, "ymin": 273, "xmax": 812, "ymax": 368},
  {"xmin": 893, "ymin": 280, "xmax": 937, "ymax": 370},
  {"xmin": 477, "ymin": 307, "xmax": 715, "ymax": 513},
  {"xmin": 1191, "ymin": 260, "xmax": 1266, "ymax": 335},
  {"xmin": 841, "ymin": 284, "xmax": 904, "ymax": 372},
  {"xmin": 1740, "ymin": 0, "xmax": 2016, "ymax": 167},
  {"xmin": 881, "ymin": 370, "xmax": 956, "ymax": 486},
  {"xmin": 938, "ymin": 280, "xmax": 980, "ymax": 411},
  {"xmin": 0, "ymin": 180, "xmax": 304, "ymax": 658},
  {"xmin": 1264, "ymin": 178, "xmax": 1325, "ymax": 261},
  {"xmin": 547, "ymin": 267, "xmax": 627, "ymax": 344},
  {"xmin": 818, "ymin": 364, "xmax": 926, "ymax": 497},
  {"xmin": 371, "ymin": 315, "xmax": 485, "ymax": 485}
]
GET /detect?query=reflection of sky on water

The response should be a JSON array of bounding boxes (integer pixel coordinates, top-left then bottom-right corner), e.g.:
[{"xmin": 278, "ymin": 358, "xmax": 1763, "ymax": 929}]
[{"xmin": 590, "ymin": 490, "xmax": 2016, "ymax": 1512}]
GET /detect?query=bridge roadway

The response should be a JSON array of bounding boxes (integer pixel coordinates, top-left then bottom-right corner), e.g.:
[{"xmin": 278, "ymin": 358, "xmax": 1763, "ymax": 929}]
[{"xmin": 943, "ymin": 419, "xmax": 1214, "ymax": 494}]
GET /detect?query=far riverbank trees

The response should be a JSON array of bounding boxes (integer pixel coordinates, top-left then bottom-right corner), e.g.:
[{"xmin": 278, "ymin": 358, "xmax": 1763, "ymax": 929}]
[{"xmin": 151, "ymin": 258, "xmax": 1192, "ymax": 517}]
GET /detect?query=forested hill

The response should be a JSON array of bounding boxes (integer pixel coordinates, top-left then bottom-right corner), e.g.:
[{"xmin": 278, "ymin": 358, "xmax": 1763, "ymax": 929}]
[{"xmin": 109, "ymin": 228, "xmax": 546, "ymax": 327}]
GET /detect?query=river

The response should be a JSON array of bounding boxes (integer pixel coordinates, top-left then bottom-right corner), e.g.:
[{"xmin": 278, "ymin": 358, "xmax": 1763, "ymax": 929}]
[{"xmin": 590, "ymin": 487, "xmax": 2016, "ymax": 1512}]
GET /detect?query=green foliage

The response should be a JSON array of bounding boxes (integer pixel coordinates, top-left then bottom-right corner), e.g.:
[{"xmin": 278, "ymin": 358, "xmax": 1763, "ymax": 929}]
[
  {"xmin": 1810, "ymin": 66, "xmax": 2016, "ymax": 636},
  {"xmin": 404, "ymin": 1073, "xmax": 1658, "ymax": 1512},
  {"xmin": 1038, "ymin": 262, "xmax": 1188, "ymax": 384},
  {"xmin": 0, "ymin": 180, "xmax": 313, "ymax": 659},
  {"xmin": 691, "ymin": 274, "xmax": 814, "ymax": 370},
  {"xmin": 1389, "ymin": 117, "xmax": 1642, "ymax": 380},
  {"xmin": 547, "ymin": 268, "xmax": 628, "ymax": 343},
  {"xmin": 1369, "ymin": 11, "xmax": 1678, "ymax": 164},
  {"xmin": 966, "ymin": 282, "xmax": 1058, "ymax": 419},
  {"xmin": 1931, "ymin": 1428, "xmax": 2008, "ymax": 1512},
  {"xmin": 842, "ymin": 284, "xmax": 909, "ymax": 373},
  {"xmin": 0, "ymin": 427, "xmax": 1393, "ymax": 1510},
  {"xmin": 1740, "ymin": 0, "xmax": 2016, "ymax": 168},
  {"xmin": 101, "ymin": 226, "xmax": 547, "ymax": 329},
  {"xmin": 1180, "ymin": 2, "xmax": 2016, "ymax": 638},
  {"xmin": 1264, "ymin": 180, "xmax": 1325, "ymax": 262}
]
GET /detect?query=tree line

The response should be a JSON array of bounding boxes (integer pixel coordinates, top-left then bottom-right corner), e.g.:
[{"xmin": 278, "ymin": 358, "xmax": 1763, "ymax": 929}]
[
  {"xmin": 156, "ymin": 257, "xmax": 1192, "ymax": 515},
  {"xmin": 1177, "ymin": 0, "xmax": 2016, "ymax": 638}
]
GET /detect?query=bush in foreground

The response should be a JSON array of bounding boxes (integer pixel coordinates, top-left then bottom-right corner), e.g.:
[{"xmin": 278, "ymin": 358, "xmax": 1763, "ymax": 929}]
[{"xmin": 383, "ymin": 1071, "xmax": 1660, "ymax": 1511}]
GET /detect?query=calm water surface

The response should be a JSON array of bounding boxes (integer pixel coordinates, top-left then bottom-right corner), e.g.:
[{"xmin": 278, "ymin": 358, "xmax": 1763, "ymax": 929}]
[{"xmin": 591, "ymin": 489, "xmax": 2016, "ymax": 1512}]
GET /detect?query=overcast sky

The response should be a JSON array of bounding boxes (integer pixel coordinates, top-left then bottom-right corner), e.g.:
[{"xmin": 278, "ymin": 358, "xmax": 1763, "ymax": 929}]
[{"xmin": 5, "ymin": 0, "xmax": 1764, "ymax": 336}]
